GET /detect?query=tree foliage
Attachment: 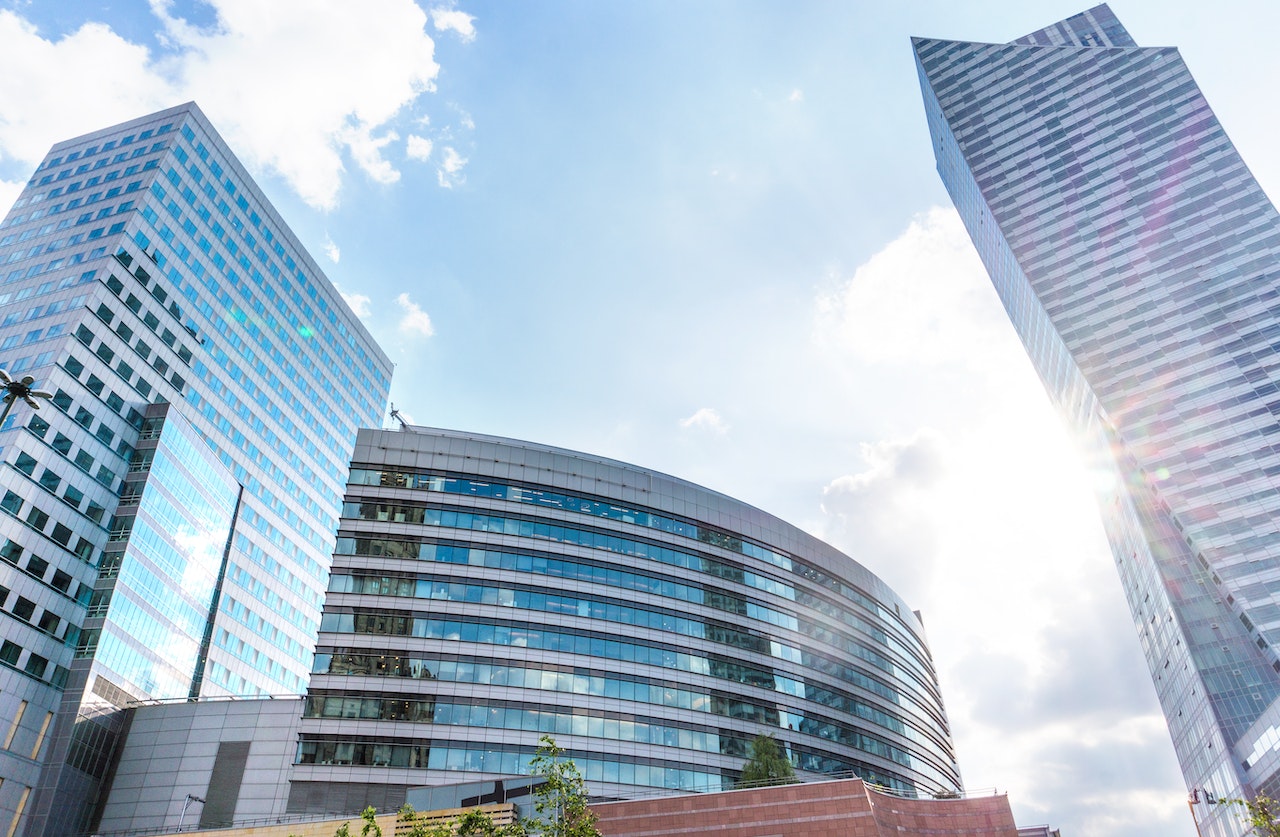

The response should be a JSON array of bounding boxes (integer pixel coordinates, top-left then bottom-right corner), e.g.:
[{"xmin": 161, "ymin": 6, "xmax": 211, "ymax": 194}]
[
  {"xmin": 737, "ymin": 734, "xmax": 796, "ymax": 788},
  {"xmin": 1232, "ymin": 795, "xmax": 1280, "ymax": 837},
  {"xmin": 524, "ymin": 735, "xmax": 601, "ymax": 837}
]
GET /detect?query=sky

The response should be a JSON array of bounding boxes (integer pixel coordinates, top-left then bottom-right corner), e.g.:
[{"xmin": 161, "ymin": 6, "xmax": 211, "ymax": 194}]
[{"xmin": 3, "ymin": 1, "xmax": 1279, "ymax": 835}]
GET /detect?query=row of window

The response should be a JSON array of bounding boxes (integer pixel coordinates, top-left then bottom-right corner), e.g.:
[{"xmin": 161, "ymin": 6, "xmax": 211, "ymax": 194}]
[
  {"xmin": 349, "ymin": 467, "xmax": 925, "ymax": 660},
  {"xmin": 0, "ymin": 574, "xmax": 77, "ymax": 647},
  {"xmin": 90, "ymin": 295, "xmax": 189, "ymax": 397},
  {"xmin": 338, "ymin": 507, "xmax": 936, "ymax": 698},
  {"xmin": 0, "ymin": 538, "xmax": 89, "ymax": 605},
  {"xmin": 1, "ymin": 489, "xmax": 96, "ymax": 567},
  {"xmin": 27, "ymin": 411, "xmax": 123, "ymax": 518},
  {"xmin": 309, "ymin": 650, "xmax": 945, "ymax": 756},
  {"xmin": 294, "ymin": 738, "xmax": 914, "ymax": 795},
  {"xmin": 303, "ymin": 693, "xmax": 918, "ymax": 770},
  {"xmin": 330, "ymin": 572, "xmax": 798, "ymax": 661},
  {"xmin": 0, "ymin": 637, "xmax": 67, "ymax": 688},
  {"xmin": 336, "ymin": 536, "xmax": 928, "ymax": 691},
  {"xmin": 316, "ymin": 612, "xmax": 944, "ymax": 730}
]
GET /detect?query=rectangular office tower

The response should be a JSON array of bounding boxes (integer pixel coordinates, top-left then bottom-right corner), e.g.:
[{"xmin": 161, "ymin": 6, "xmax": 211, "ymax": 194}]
[
  {"xmin": 915, "ymin": 5, "xmax": 1280, "ymax": 836},
  {"xmin": 0, "ymin": 104, "xmax": 392, "ymax": 837}
]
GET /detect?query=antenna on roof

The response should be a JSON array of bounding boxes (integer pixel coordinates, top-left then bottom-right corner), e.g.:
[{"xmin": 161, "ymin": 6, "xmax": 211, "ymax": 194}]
[{"xmin": 389, "ymin": 403, "xmax": 408, "ymax": 431}]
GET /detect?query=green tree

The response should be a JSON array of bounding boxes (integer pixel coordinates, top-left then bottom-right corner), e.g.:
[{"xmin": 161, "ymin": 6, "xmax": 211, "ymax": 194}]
[
  {"xmin": 361, "ymin": 806, "xmax": 383, "ymax": 837},
  {"xmin": 398, "ymin": 804, "xmax": 435, "ymax": 837},
  {"xmin": 524, "ymin": 735, "xmax": 600, "ymax": 837},
  {"xmin": 737, "ymin": 734, "xmax": 796, "ymax": 788},
  {"xmin": 1232, "ymin": 795, "xmax": 1280, "ymax": 837},
  {"xmin": 334, "ymin": 821, "xmax": 352, "ymax": 837}
]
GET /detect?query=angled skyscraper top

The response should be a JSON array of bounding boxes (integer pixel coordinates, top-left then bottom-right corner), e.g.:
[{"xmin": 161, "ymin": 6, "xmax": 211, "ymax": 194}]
[
  {"xmin": 916, "ymin": 6, "xmax": 1280, "ymax": 836},
  {"xmin": 0, "ymin": 104, "xmax": 391, "ymax": 837}
]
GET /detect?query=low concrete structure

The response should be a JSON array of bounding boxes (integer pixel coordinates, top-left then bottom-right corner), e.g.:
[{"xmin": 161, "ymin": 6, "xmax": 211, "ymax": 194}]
[
  {"xmin": 593, "ymin": 778, "xmax": 1021, "ymax": 837},
  {"xmin": 96, "ymin": 697, "xmax": 301, "ymax": 834}
]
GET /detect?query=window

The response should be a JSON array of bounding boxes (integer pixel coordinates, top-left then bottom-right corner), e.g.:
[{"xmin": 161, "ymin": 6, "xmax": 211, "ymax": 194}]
[
  {"xmin": 51, "ymin": 434, "xmax": 72, "ymax": 455},
  {"xmin": 94, "ymin": 425, "xmax": 114, "ymax": 446},
  {"xmin": 12, "ymin": 597, "xmax": 35, "ymax": 620},
  {"xmin": 85, "ymin": 375, "xmax": 104, "ymax": 396},
  {"xmin": 73, "ymin": 407, "xmax": 93, "ymax": 428},
  {"xmin": 62, "ymin": 485, "xmax": 83, "ymax": 508},
  {"xmin": 0, "ymin": 641, "xmax": 19, "ymax": 666},
  {"xmin": 51, "ymin": 390, "xmax": 72, "ymax": 412},
  {"xmin": 74, "ymin": 324, "xmax": 94, "ymax": 345},
  {"xmin": 64, "ymin": 356, "xmax": 85, "ymax": 378},
  {"xmin": 85, "ymin": 503, "xmax": 105, "ymax": 524},
  {"xmin": 1, "ymin": 491, "xmax": 23, "ymax": 515},
  {"xmin": 26, "ymin": 507, "xmax": 49, "ymax": 530},
  {"xmin": 105, "ymin": 392, "xmax": 124, "ymax": 413},
  {"xmin": 27, "ymin": 415, "xmax": 49, "ymax": 438},
  {"xmin": 51, "ymin": 570, "xmax": 72, "ymax": 593},
  {"xmin": 37, "ymin": 612, "xmax": 60, "ymax": 635},
  {"xmin": 24, "ymin": 654, "xmax": 47, "ymax": 679},
  {"xmin": 37, "ymin": 470, "xmax": 59, "ymax": 493},
  {"xmin": 26, "ymin": 555, "xmax": 47, "ymax": 578},
  {"xmin": 94, "ymin": 343, "xmax": 114, "ymax": 364},
  {"xmin": 115, "ymin": 322, "xmax": 133, "ymax": 342},
  {"xmin": 14, "ymin": 453, "xmax": 36, "ymax": 476},
  {"xmin": 0, "ymin": 541, "xmax": 20, "ymax": 563},
  {"xmin": 51, "ymin": 524, "xmax": 72, "ymax": 547},
  {"xmin": 73, "ymin": 451, "xmax": 93, "ymax": 472},
  {"xmin": 95, "ymin": 303, "xmax": 114, "ymax": 324}
]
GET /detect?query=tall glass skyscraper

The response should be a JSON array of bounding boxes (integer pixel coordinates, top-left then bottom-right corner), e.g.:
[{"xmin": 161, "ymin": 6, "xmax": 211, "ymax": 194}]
[
  {"xmin": 916, "ymin": 6, "xmax": 1280, "ymax": 836},
  {"xmin": 0, "ymin": 104, "xmax": 391, "ymax": 837}
]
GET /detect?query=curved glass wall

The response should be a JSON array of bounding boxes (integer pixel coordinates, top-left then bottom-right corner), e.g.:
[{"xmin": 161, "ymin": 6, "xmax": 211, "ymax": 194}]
[{"xmin": 290, "ymin": 428, "xmax": 960, "ymax": 813}]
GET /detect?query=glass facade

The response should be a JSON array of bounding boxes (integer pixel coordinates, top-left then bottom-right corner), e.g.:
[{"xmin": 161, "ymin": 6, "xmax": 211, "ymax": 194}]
[
  {"xmin": 289, "ymin": 428, "xmax": 960, "ymax": 814},
  {"xmin": 915, "ymin": 6, "xmax": 1280, "ymax": 836},
  {"xmin": 0, "ymin": 104, "xmax": 391, "ymax": 837}
]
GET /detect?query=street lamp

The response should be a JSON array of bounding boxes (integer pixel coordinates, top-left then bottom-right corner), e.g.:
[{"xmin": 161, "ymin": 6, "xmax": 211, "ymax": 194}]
[
  {"xmin": 0, "ymin": 369, "xmax": 53, "ymax": 429},
  {"xmin": 178, "ymin": 794, "xmax": 206, "ymax": 832}
]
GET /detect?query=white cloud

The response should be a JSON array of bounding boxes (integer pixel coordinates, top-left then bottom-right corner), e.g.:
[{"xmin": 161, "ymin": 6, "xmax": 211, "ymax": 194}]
[
  {"xmin": 430, "ymin": 6, "xmax": 476, "ymax": 42},
  {"xmin": 322, "ymin": 234, "xmax": 340, "ymax": 264},
  {"xmin": 812, "ymin": 210, "xmax": 1189, "ymax": 837},
  {"xmin": 338, "ymin": 124, "xmax": 401, "ymax": 185},
  {"xmin": 437, "ymin": 146, "xmax": 468, "ymax": 188},
  {"xmin": 406, "ymin": 134, "xmax": 434, "ymax": 161},
  {"xmin": 815, "ymin": 206, "xmax": 1013, "ymax": 370},
  {"xmin": 819, "ymin": 431, "xmax": 945, "ymax": 604},
  {"xmin": 395, "ymin": 292, "xmax": 434, "ymax": 337},
  {"xmin": 679, "ymin": 407, "xmax": 728, "ymax": 435},
  {"xmin": 340, "ymin": 291, "xmax": 371, "ymax": 320},
  {"xmin": 788, "ymin": 88, "xmax": 804, "ymax": 102},
  {"xmin": 0, "ymin": 11, "xmax": 176, "ymax": 167},
  {"xmin": 0, "ymin": 1, "xmax": 449, "ymax": 211}
]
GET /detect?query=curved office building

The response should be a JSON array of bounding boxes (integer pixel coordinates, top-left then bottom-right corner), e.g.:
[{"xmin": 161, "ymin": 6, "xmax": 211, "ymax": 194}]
[{"xmin": 288, "ymin": 428, "xmax": 960, "ymax": 813}]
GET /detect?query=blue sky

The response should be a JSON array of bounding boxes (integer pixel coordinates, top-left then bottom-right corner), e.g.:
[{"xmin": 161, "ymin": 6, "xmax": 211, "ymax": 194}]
[{"xmin": 4, "ymin": 1, "xmax": 1280, "ymax": 835}]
